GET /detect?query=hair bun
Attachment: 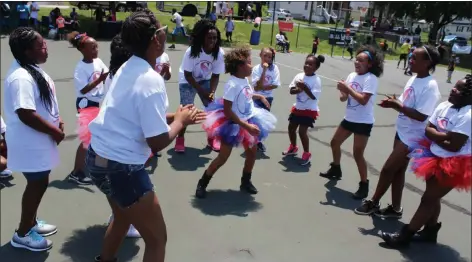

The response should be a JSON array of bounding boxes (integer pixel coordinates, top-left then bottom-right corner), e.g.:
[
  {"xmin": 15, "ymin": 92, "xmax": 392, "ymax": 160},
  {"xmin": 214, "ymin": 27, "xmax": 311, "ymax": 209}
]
[{"xmin": 317, "ymin": 55, "xmax": 325, "ymax": 63}]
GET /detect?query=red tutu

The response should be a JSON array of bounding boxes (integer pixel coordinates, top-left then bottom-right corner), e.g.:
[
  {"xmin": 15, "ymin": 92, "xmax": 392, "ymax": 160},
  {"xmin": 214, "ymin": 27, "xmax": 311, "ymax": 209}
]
[
  {"xmin": 410, "ymin": 139, "xmax": 472, "ymax": 191},
  {"xmin": 77, "ymin": 107, "xmax": 100, "ymax": 149}
]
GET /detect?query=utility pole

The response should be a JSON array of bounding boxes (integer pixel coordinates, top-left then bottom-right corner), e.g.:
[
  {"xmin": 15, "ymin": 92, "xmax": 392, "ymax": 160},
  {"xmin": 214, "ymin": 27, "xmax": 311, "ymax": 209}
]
[
  {"xmin": 308, "ymin": 1, "xmax": 314, "ymax": 25},
  {"xmin": 270, "ymin": 1, "xmax": 276, "ymax": 46}
]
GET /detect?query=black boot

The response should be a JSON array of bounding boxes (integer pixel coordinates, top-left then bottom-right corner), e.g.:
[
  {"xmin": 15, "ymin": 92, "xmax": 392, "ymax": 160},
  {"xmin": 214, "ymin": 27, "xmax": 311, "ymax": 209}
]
[
  {"xmin": 352, "ymin": 180, "xmax": 369, "ymax": 200},
  {"xmin": 381, "ymin": 224, "xmax": 416, "ymax": 249},
  {"xmin": 95, "ymin": 256, "xmax": 117, "ymax": 262},
  {"xmin": 240, "ymin": 172, "xmax": 258, "ymax": 194},
  {"xmin": 319, "ymin": 163, "xmax": 342, "ymax": 180},
  {"xmin": 412, "ymin": 222, "xmax": 442, "ymax": 243},
  {"xmin": 195, "ymin": 172, "xmax": 212, "ymax": 199}
]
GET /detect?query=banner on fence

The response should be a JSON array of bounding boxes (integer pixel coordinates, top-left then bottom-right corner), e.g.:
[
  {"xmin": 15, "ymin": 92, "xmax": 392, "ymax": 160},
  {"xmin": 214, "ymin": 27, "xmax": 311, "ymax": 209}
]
[
  {"xmin": 278, "ymin": 21, "xmax": 294, "ymax": 32},
  {"xmin": 329, "ymin": 28, "xmax": 356, "ymax": 45}
]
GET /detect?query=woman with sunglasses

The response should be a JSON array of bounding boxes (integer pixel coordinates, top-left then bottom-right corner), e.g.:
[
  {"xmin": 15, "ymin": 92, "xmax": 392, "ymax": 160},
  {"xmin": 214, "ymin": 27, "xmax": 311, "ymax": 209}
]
[{"xmin": 85, "ymin": 10, "xmax": 205, "ymax": 262}]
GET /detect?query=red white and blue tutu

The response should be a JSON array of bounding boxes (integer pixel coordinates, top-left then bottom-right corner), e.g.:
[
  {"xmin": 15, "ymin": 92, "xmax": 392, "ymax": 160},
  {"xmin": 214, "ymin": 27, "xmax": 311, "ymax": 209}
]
[
  {"xmin": 409, "ymin": 139, "xmax": 472, "ymax": 191},
  {"xmin": 77, "ymin": 107, "xmax": 100, "ymax": 149},
  {"xmin": 202, "ymin": 98, "xmax": 277, "ymax": 148}
]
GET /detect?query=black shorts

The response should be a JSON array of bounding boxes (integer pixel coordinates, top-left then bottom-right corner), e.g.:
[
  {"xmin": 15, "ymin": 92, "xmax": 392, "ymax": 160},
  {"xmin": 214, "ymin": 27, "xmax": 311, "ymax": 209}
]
[
  {"xmin": 340, "ymin": 119, "xmax": 373, "ymax": 137},
  {"xmin": 226, "ymin": 31, "xmax": 233, "ymax": 38},
  {"xmin": 399, "ymin": 54, "xmax": 407, "ymax": 60},
  {"xmin": 288, "ymin": 114, "xmax": 315, "ymax": 128},
  {"xmin": 29, "ymin": 18, "xmax": 38, "ymax": 26},
  {"xmin": 76, "ymin": 97, "xmax": 100, "ymax": 112}
]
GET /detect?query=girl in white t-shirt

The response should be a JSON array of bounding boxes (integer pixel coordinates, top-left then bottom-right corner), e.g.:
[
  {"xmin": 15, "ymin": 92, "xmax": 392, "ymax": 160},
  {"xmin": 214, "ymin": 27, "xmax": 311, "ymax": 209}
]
[
  {"xmin": 355, "ymin": 45, "xmax": 442, "ymax": 218},
  {"xmin": 5, "ymin": 28, "xmax": 64, "ymax": 252},
  {"xmin": 320, "ymin": 46, "xmax": 383, "ymax": 200},
  {"xmin": 283, "ymin": 54, "xmax": 324, "ymax": 166},
  {"xmin": 155, "ymin": 52, "xmax": 171, "ymax": 81},
  {"xmin": 176, "ymin": 19, "xmax": 225, "ymax": 153},
  {"xmin": 0, "ymin": 115, "xmax": 13, "ymax": 179},
  {"xmin": 252, "ymin": 47, "xmax": 280, "ymax": 152},
  {"xmin": 381, "ymin": 76, "xmax": 471, "ymax": 248},
  {"xmin": 198, "ymin": 46, "xmax": 277, "ymax": 199},
  {"xmin": 68, "ymin": 31, "xmax": 109, "ymax": 185}
]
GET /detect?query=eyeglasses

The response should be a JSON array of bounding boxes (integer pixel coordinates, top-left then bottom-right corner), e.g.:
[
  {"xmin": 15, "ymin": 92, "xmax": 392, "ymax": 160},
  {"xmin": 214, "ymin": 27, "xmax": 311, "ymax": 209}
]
[{"xmin": 152, "ymin": 25, "xmax": 168, "ymax": 40}]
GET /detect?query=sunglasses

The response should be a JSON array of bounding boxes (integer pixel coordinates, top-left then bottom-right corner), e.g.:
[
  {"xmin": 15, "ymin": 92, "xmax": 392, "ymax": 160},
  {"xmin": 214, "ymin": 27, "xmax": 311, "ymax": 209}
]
[{"xmin": 151, "ymin": 25, "xmax": 168, "ymax": 40}]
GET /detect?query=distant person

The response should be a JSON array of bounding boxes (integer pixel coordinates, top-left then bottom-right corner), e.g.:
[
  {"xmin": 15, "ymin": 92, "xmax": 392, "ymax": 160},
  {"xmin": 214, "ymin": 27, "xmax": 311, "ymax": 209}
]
[
  {"xmin": 0, "ymin": 115, "xmax": 13, "ymax": 179},
  {"xmin": 397, "ymin": 38, "xmax": 411, "ymax": 69},
  {"xmin": 94, "ymin": 8, "xmax": 104, "ymax": 22},
  {"xmin": 276, "ymin": 31, "xmax": 290, "ymax": 53},
  {"xmin": 168, "ymin": 8, "xmax": 187, "ymax": 49},
  {"xmin": 224, "ymin": 15, "xmax": 234, "ymax": 42},
  {"xmin": 69, "ymin": 8, "xmax": 79, "ymax": 30},
  {"xmin": 17, "ymin": 2, "xmax": 30, "ymax": 27},
  {"xmin": 415, "ymin": 25, "xmax": 421, "ymax": 35},
  {"xmin": 312, "ymin": 36, "xmax": 319, "ymax": 55},
  {"xmin": 0, "ymin": 2, "xmax": 11, "ymax": 33},
  {"xmin": 29, "ymin": 1, "xmax": 40, "ymax": 30},
  {"xmin": 70, "ymin": 7, "xmax": 78, "ymax": 20},
  {"xmin": 55, "ymin": 13, "xmax": 66, "ymax": 40},
  {"xmin": 447, "ymin": 54, "xmax": 458, "ymax": 83},
  {"xmin": 209, "ymin": 6, "xmax": 217, "ymax": 24}
]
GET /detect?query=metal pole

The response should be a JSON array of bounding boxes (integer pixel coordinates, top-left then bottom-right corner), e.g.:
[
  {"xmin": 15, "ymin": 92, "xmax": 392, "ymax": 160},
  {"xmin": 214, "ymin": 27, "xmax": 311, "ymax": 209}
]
[
  {"xmin": 308, "ymin": 1, "xmax": 314, "ymax": 26},
  {"xmin": 331, "ymin": 20, "xmax": 339, "ymax": 57},
  {"xmin": 296, "ymin": 22, "xmax": 301, "ymax": 48},
  {"xmin": 270, "ymin": 1, "xmax": 276, "ymax": 46}
]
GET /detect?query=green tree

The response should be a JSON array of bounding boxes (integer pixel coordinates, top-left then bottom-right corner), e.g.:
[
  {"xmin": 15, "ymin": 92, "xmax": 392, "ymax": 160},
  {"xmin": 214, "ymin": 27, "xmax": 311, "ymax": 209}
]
[{"xmin": 389, "ymin": 1, "xmax": 472, "ymax": 43}]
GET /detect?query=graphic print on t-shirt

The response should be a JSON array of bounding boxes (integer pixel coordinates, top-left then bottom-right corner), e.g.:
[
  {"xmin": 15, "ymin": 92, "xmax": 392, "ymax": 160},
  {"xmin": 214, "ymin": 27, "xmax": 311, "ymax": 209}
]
[
  {"xmin": 87, "ymin": 71, "xmax": 105, "ymax": 99},
  {"xmin": 264, "ymin": 74, "xmax": 272, "ymax": 85},
  {"xmin": 437, "ymin": 117, "xmax": 449, "ymax": 130},
  {"xmin": 193, "ymin": 61, "xmax": 213, "ymax": 80},
  {"xmin": 399, "ymin": 86, "xmax": 415, "ymax": 117},
  {"xmin": 235, "ymin": 85, "xmax": 253, "ymax": 116},
  {"xmin": 347, "ymin": 82, "xmax": 362, "ymax": 107}
]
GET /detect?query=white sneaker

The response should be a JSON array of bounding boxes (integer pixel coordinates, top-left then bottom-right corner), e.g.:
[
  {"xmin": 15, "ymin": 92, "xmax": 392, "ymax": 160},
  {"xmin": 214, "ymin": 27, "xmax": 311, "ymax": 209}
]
[
  {"xmin": 10, "ymin": 230, "xmax": 53, "ymax": 252},
  {"xmin": 108, "ymin": 215, "xmax": 141, "ymax": 238},
  {"xmin": 0, "ymin": 169, "xmax": 13, "ymax": 178},
  {"xmin": 32, "ymin": 219, "xmax": 58, "ymax": 237}
]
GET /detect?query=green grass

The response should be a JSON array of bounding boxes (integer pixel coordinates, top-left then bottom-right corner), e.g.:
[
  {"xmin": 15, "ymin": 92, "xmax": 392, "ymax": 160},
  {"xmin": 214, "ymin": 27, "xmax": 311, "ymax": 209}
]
[{"xmin": 33, "ymin": 3, "xmax": 470, "ymax": 71}]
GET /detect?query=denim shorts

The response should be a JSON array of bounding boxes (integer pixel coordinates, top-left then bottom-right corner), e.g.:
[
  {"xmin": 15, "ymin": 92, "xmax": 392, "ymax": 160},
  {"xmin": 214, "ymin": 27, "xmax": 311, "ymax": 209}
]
[
  {"xmin": 23, "ymin": 170, "xmax": 51, "ymax": 181},
  {"xmin": 179, "ymin": 80, "xmax": 211, "ymax": 107},
  {"xmin": 85, "ymin": 146, "xmax": 154, "ymax": 208}
]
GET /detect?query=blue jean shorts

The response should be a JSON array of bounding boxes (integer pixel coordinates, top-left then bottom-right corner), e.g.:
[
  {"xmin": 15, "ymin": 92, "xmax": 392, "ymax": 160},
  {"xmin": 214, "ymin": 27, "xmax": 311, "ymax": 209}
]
[
  {"xmin": 85, "ymin": 146, "xmax": 154, "ymax": 208},
  {"xmin": 179, "ymin": 80, "xmax": 211, "ymax": 107}
]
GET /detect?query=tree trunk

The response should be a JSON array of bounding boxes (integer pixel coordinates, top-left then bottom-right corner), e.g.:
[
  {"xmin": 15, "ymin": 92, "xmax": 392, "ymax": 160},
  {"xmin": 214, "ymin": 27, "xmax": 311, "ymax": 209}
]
[{"xmin": 206, "ymin": 1, "xmax": 211, "ymax": 18}]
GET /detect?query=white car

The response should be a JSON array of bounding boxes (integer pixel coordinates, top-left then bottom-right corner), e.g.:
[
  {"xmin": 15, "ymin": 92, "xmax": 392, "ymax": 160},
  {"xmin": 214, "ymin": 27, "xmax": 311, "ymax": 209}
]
[{"xmin": 267, "ymin": 8, "xmax": 292, "ymax": 20}]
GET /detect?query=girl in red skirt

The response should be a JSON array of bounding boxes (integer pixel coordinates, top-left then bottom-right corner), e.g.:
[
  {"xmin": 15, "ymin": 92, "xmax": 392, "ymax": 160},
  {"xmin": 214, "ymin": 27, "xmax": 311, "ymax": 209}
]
[
  {"xmin": 283, "ymin": 54, "xmax": 325, "ymax": 166},
  {"xmin": 381, "ymin": 75, "xmax": 472, "ymax": 248}
]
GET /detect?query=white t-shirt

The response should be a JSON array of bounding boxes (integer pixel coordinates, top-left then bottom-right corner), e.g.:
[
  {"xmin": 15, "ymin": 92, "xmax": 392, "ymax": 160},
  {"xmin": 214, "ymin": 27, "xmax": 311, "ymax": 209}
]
[
  {"xmin": 429, "ymin": 102, "xmax": 471, "ymax": 158},
  {"xmin": 73, "ymin": 58, "xmax": 109, "ymax": 103},
  {"xmin": 396, "ymin": 76, "xmax": 441, "ymax": 147},
  {"xmin": 155, "ymin": 52, "xmax": 172, "ymax": 76},
  {"xmin": 223, "ymin": 76, "xmax": 255, "ymax": 120},
  {"xmin": 289, "ymin": 73, "xmax": 322, "ymax": 111},
  {"xmin": 173, "ymin": 12, "xmax": 184, "ymax": 28},
  {"xmin": 1, "ymin": 116, "xmax": 6, "ymax": 134},
  {"xmin": 251, "ymin": 64, "xmax": 281, "ymax": 98},
  {"xmin": 30, "ymin": 2, "xmax": 39, "ymax": 19},
  {"xmin": 3, "ymin": 61, "xmax": 60, "ymax": 172},
  {"xmin": 344, "ymin": 72, "xmax": 378, "ymax": 124},
  {"xmin": 179, "ymin": 47, "xmax": 225, "ymax": 84},
  {"xmin": 89, "ymin": 56, "xmax": 170, "ymax": 165}
]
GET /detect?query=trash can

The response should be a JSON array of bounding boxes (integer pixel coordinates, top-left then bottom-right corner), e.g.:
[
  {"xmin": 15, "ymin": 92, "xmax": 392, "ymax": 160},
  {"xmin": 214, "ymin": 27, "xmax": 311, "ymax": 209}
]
[{"xmin": 250, "ymin": 29, "xmax": 261, "ymax": 45}]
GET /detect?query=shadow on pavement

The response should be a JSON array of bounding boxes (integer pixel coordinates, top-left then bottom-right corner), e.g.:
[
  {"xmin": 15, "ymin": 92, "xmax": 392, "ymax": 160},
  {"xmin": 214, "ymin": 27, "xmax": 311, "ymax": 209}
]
[
  {"xmin": 167, "ymin": 147, "xmax": 212, "ymax": 172},
  {"xmin": 48, "ymin": 179, "xmax": 95, "ymax": 193},
  {"xmin": 358, "ymin": 215, "xmax": 405, "ymax": 238},
  {"xmin": 379, "ymin": 242, "xmax": 469, "ymax": 262},
  {"xmin": 0, "ymin": 243, "xmax": 49, "ymax": 262},
  {"xmin": 278, "ymin": 155, "xmax": 311, "ymax": 173},
  {"xmin": 60, "ymin": 224, "xmax": 140, "ymax": 262},
  {"xmin": 319, "ymin": 180, "xmax": 360, "ymax": 211},
  {"xmin": 190, "ymin": 189, "xmax": 263, "ymax": 217}
]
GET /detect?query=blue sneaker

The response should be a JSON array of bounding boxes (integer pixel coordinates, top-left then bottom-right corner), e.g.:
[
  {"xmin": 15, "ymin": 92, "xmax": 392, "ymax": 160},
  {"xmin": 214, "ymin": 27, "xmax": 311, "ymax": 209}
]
[{"xmin": 11, "ymin": 230, "xmax": 52, "ymax": 252}]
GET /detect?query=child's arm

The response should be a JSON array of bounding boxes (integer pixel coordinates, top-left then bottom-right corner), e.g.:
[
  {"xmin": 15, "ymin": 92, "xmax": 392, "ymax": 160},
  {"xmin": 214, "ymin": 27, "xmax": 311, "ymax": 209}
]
[
  {"xmin": 339, "ymin": 91, "xmax": 348, "ymax": 102},
  {"xmin": 209, "ymin": 73, "xmax": 220, "ymax": 100},
  {"xmin": 75, "ymin": 69, "xmax": 109, "ymax": 95},
  {"xmin": 297, "ymin": 82, "xmax": 316, "ymax": 100},
  {"xmin": 223, "ymin": 100, "xmax": 259, "ymax": 134},
  {"xmin": 290, "ymin": 86, "xmax": 302, "ymax": 95}
]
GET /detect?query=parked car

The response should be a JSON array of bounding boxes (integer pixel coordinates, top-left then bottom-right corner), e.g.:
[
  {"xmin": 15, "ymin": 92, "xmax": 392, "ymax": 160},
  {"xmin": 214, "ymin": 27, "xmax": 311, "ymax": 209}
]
[
  {"xmin": 70, "ymin": 1, "xmax": 147, "ymax": 12},
  {"xmin": 443, "ymin": 35, "xmax": 468, "ymax": 46},
  {"xmin": 267, "ymin": 8, "xmax": 292, "ymax": 21}
]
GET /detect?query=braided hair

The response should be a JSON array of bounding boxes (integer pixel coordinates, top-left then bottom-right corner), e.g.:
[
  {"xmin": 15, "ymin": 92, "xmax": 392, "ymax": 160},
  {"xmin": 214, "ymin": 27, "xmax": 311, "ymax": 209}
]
[
  {"xmin": 463, "ymin": 74, "xmax": 472, "ymax": 105},
  {"xmin": 121, "ymin": 9, "xmax": 158, "ymax": 57},
  {"xmin": 190, "ymin": 19, "xmax": 221, "ymax": 60},
  {"xmin": 109, "ymin": 34, "xmax": 132, "ymax": 78},
  {"xmin": 9, "ymin": 27, "xmax": 53, "ymax": 111}
]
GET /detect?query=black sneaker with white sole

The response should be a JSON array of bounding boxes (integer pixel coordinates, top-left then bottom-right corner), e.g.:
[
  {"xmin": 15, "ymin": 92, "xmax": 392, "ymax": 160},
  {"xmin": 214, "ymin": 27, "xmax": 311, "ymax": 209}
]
[
  {"xmin": 354, "ymin": 199, "xmax": 380, "ymax": 215},
  {"xmin": 67, "ymin": 171, "xmax": 93, "ymax": 185},
  {"xmin": 374, "ymin": 204, "xmax": 403, "ymax": 219}
]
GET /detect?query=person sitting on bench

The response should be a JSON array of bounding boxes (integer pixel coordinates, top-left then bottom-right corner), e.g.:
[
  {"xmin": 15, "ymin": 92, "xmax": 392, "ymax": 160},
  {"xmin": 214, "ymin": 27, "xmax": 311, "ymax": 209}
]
[{"xmin": 276, "ymin": 31, "xmax": 290, "ymax": 52}]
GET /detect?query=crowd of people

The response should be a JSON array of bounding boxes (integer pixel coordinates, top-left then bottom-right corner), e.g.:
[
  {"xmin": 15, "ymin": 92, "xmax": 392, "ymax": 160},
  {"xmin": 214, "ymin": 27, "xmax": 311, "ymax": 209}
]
[{"xmin": 1, "ymin": 8, "xmax": 471, "ymax": 262}]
